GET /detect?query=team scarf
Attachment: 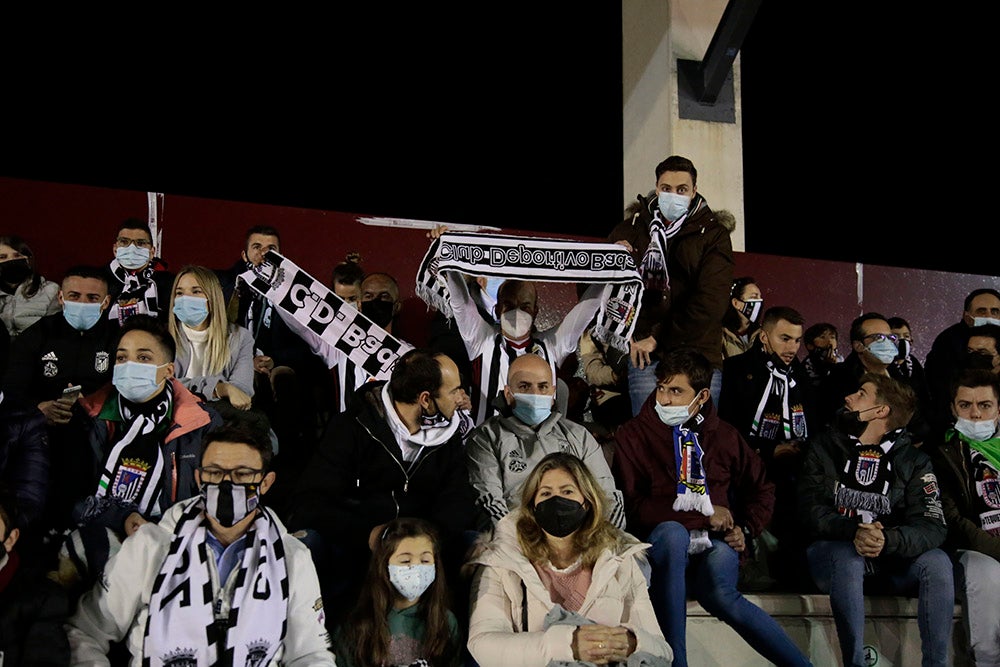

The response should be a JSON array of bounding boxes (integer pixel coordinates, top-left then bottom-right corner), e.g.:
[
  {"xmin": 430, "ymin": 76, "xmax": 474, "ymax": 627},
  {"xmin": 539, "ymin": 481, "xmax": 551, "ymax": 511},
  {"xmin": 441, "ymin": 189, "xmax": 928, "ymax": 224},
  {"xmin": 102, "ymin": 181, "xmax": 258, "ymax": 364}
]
[
  {"xmin": 238, "ymin": 251, "xmax": 412, "ymax": 382},
  {"xmin": 414, "ymin": 232, "xmax": 643, "ymax": 354},
  {"xmin": 143, "ymin": 497, "xmax": 288, "ymax": 667},
  {"xmin": 95, "ymin": 383, "xmax": 173, "ymax": 517},
  {"xmin": 108, "ymin": 259, "xmax": 161, "ymax": 323},
  {"xmin": 640, "ymin": 194, "xmax": 707, "ymax": 293},
  {"xmin": 671, "ymin": 415, "xmax": 714, "ymax": 554},
  {"xmin": 834, "ymin": 430, "xmax": 902, "ymax": 523},
  {"xmin": 749, "ymin": 357, "xmax": 807, "ymax": 441}
]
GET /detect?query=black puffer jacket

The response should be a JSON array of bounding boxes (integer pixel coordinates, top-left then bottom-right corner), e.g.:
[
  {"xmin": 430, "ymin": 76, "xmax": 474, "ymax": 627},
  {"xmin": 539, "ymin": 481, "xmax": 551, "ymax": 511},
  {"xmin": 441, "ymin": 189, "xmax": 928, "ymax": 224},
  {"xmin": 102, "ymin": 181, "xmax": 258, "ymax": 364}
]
[{"xmin": 0, "ymin": 400, "xmax": 49, "ymax": 530}]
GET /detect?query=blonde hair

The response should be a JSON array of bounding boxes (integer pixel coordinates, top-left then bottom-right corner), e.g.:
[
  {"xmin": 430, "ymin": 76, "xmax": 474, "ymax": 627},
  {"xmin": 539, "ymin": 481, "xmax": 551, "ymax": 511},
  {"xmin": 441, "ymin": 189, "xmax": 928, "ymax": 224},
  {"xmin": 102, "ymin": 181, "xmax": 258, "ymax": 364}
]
[
  {"xmin": 516, "ymin": 452, "xmax": 622, "ymax": 568},
  {"xmin": 168, "ymin": 265, "xmax": 230, "ymax": 376}
]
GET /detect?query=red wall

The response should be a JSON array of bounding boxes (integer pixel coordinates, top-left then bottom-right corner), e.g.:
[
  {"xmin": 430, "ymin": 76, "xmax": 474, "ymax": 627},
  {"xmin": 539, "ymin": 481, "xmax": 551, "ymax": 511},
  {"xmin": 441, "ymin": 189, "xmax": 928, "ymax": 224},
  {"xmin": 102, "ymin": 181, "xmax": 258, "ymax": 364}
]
[{"xmin": 3, "ymin": 176, "xmax": 998, "ymax": 360}]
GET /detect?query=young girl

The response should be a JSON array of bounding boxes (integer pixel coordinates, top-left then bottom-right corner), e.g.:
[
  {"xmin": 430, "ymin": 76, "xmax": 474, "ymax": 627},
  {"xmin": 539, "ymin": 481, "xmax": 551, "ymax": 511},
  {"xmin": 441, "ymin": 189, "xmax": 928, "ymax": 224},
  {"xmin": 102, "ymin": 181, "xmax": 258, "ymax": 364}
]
[{"xmin": 334, "ymin": 517, "xmax": 461, "ymax": 667}]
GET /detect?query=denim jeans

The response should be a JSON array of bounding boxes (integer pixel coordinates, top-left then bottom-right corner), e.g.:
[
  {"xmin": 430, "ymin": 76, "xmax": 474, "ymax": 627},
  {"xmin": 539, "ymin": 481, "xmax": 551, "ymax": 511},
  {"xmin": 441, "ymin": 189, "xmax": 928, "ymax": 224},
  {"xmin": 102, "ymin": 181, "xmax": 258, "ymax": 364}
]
[
  {"xmin": 806, "ymin": 540, "xmax": 954, "ymax": 667},
  {"xmin": 646, "ymin": 521, "xmax": 811, "ymax": 667},
  {"xmin": 628, "ymin": 362, "xmax": 722, "ymax": 416},
  {"xmin": 955, "ymin": 549, "xmax": 1000, "ymax": 667}
]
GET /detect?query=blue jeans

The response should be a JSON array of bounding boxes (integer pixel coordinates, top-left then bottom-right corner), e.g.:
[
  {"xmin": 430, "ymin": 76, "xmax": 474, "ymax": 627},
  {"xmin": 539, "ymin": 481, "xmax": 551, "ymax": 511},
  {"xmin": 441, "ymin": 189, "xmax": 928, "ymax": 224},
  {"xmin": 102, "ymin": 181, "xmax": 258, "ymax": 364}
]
[
  {"xmin": 806, "ymin": 540, "xmax": 954, "ymax": 667},
  {"xmin": 628, "ymin": 362, "xmax": 722, "ymax": 416},
  {"xmin": 646, "ymin": 521, "xmax": 811, "ymax": 667}
]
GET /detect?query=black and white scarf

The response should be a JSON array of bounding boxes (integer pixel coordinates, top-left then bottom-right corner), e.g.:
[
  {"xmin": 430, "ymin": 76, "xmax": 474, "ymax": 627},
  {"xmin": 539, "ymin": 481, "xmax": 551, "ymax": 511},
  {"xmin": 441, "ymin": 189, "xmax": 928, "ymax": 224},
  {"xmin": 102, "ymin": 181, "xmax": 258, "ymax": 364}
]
[
  {"xmin": 415, "ymin": 232, "xmax": 643, "ymax": 354},
  {"xmin": 143, "ymin": 497, "xmax": 289, "ymax": 667},
  {"xmin": 238, "ymin": 251, "xmax": 413, "ymax": 382},
  {"xmin": 95, "ymin": 384, "xmax": 174, "ymax": 517},
  {"xmin": 108, "ymin": 259, "xmax": 161, "ymax": 323},
  {"xmin": 835, "ymin": 431, "xmax": 901, "ymax": 523},
  {"xmin": 640, "ymin": 194, "xmax": 707, "ymax": 293},
  {"xmin": 749, "ymin": 358, "xmax": 807, "ymax": 441}
]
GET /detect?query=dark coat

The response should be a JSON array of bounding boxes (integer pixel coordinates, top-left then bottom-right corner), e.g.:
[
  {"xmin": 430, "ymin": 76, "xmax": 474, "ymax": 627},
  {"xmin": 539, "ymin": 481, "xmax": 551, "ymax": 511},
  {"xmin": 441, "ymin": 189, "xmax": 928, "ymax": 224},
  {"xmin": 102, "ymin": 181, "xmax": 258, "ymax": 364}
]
[
  {"xmin": 289, "ymin": 381, "xmax": 478, "ymax": 550},
  {"xmin": 607, "ymin": 192, "xmax": 734, "ymax": 370},
  {"xmin": 0, "ymin": 401, "xmax": 49, "ymax": 530},
  {"xmin": 611, "ymin": 391, "xmax": 775, "ymax": 546},
  {"xmin": 0, "ymin": 550, "xmax": 71, "ymax": 666}
]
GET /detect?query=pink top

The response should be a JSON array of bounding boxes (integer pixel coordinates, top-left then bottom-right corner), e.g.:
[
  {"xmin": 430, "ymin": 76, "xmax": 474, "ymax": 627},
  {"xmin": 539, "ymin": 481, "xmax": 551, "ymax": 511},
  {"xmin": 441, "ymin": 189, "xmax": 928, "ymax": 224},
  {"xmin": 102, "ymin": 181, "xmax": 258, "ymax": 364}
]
[{"xmin": 532, "ymin": 558, "xmax": 593, "ymax": 612}]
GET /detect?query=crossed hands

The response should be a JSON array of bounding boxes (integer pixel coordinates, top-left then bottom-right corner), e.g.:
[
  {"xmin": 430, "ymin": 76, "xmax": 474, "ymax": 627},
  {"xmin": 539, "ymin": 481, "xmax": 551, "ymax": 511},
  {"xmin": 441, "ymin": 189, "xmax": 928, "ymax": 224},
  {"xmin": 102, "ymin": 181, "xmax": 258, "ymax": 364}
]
[
  {"xmin": 572, "ymin": 624, "xmax": 637, "ymax": 664},
  {"xmin": 854, "ymin": 521, "xmax": 885, "ymax": 558}
]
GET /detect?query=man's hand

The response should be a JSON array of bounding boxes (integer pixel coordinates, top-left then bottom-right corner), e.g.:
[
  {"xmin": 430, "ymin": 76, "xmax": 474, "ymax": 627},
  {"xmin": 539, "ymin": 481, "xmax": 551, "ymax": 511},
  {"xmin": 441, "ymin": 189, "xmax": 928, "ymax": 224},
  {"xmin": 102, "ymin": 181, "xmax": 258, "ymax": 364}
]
[
  {"xmin": 38, "ymin": 397, "xmax": 75, "ymax": 425},
  {"xmin": 427, "ymin": 224, "xmax": 449, "ymax": 240},
  {"xmin": 709, "ymin": 505, "xmax": 734, "ymax": 532},
  {"xmin": 854, "ymin": 521, "xmax": 885, "ymax": 558},
  {"xmin": 629, "ymin": 336, "xmax": 657, "ymax": 370},
  {"xmin": 723, "ymin": 526, "xmax": 746, "ymax": 552},
  {"xmin": 613, "ymin": 239, "xmax": 635, "ymax": 253},
  {"xmin": 773, "ymin": 441, "xmax": 802, "ymax": 459},
  {"xmin": 253, "ymin": 354, "xmax": 274, "ymax": 374},
  {"xmin": 124, "ymin": 512, "xmax": 149, "ymax": 537}
]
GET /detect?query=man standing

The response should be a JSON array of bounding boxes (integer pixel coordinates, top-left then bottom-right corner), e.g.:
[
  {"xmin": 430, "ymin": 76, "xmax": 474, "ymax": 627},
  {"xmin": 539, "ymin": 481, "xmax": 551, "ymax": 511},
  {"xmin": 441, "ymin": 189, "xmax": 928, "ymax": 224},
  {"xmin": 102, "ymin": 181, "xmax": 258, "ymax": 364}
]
[
  {"xmin": 106, "ymin": 218, "xmax": 173, "ymax": 325},
  {"xmin": 466, "ymin": 353, "xmax": 625, "ymax": 530},
  {"xmin": 608, "ymin": 155, "xmax": 734, "ymax": 413},
  {"xmin": 800, "ymin": 373, "xmax": 952, "ymax": 667},
  {"xmin": 928, "ymin": 368, "xmax": 1000, "ymax": 666},
  {"xmin": 66, "ymin": 422, "xmax": 334, "ymax": 665},
  {"xmin": 612, "ymin": 348, "xmax": 809, "ymax": 667},
  {"xmin": 718, "ymin": 305, "xmax": 816, "ymax": 589}
]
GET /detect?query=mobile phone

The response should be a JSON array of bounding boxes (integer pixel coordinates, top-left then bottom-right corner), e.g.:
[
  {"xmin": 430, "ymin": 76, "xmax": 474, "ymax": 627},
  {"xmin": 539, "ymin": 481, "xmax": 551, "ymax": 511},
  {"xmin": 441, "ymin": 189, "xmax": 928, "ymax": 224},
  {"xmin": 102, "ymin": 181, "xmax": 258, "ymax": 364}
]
[{"xmin": 62, "ymin": 384, "xmax": 83, "ymax": 398}]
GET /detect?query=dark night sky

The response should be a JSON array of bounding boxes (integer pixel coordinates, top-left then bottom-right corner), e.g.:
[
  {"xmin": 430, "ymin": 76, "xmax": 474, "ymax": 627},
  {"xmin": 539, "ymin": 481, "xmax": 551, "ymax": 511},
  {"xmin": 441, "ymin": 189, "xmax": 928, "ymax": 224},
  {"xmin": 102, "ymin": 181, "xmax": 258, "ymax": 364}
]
[{"xmin": 2, "ymin": 7, "xmax": 991, "ymax": 277}]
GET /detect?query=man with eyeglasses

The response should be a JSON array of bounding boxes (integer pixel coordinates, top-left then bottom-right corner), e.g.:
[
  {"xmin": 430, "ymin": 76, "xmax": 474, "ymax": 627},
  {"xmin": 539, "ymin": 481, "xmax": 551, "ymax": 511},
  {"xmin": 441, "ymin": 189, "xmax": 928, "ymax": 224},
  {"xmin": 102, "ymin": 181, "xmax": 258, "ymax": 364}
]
[
  {"xmin": 818, "ymin": 312, "xmax": 932, "ymax": 444},
  {"xmin": 106, "ymin": 218, "xmax": 174, "ymax": 325},
  {"xmin": 67, "ymin": 421, "xmax": 334, "ymax": 665}
]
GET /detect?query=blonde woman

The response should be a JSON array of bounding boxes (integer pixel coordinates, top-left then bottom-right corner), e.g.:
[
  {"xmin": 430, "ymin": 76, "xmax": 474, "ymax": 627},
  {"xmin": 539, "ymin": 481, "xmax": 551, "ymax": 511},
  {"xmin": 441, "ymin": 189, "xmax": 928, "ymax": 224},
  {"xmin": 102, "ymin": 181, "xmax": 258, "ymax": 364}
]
[
  {"xmin": 168, "ymin": 265, "xmax": 254, "ymax": 412},
  {"xmin": 467, "ymin": 451, "xmax": 671, "ymax": 666}
]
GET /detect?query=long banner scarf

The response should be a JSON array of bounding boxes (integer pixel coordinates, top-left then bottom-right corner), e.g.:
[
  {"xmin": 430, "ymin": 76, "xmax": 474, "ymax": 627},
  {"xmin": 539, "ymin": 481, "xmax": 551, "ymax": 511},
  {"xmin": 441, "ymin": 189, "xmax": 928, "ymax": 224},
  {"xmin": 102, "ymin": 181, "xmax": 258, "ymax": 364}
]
[
  {"xmin": 959, "ymin": 437, "xmax": 1000, "ymax": 537},
  {"xmin": 108, "ymin": 259, "xmax": 161, "ymax": 323},
  {"xmin": 143, "ymin": 497, "xmax": 289, "ymax": 667},
  {"xmin": 640, "ymin": 193, "xmax": 707, "ymax": 293},
  {"xmin": 671, "ymin": 416, "xmax": 714, "ymax": 554},
  {"xmin": 414, "ymin": 232, "xmax": 643, "ymax": 354},
  {"xmin": 239, "ymin": 251, "xmax": 412, "ymax": 382},
  {"xmin": 749, "ymin": 359, "xmax": 807, "ymax": 441}
]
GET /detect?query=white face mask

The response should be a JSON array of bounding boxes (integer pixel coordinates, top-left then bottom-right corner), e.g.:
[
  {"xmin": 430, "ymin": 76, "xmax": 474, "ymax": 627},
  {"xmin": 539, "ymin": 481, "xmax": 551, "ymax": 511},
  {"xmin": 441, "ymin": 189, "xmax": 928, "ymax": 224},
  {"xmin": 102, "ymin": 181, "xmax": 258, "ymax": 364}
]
[
  {"xmin": 974, "ymin": 317, "xmax": 1000, "ymax": 328},
  {"xmin": 657, "ymin": 191, "xmax": 691, "ymax": 223},
  {"xmin": 500, "ymin": 308, "xmax": 533, "ymax": 340},
  {"xmin": 388, "ymin": 563, "xmax": 436, "ymax": 601},
  {"xmin": 654, "ymin": 394, "xmax": 701, "ymax": 426},
  {"xmin": 954, "ymin": 416, "xmax": 999, "ymax": 442}
]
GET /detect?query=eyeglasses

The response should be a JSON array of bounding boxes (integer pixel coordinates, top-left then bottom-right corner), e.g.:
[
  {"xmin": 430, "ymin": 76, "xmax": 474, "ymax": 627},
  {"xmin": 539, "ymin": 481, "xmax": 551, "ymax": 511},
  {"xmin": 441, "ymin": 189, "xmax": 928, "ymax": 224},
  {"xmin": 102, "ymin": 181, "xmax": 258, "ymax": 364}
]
[
  {"xmin": 862, "ymin": 333, "xmax": 899, "ymax": 344},
  {"xmin": 198, "ymin": 466, "xmax": 264, "ymax": 484},
  {"xmin": 115, "ymin": 237, "xmax": 153, "ymax": 249}
]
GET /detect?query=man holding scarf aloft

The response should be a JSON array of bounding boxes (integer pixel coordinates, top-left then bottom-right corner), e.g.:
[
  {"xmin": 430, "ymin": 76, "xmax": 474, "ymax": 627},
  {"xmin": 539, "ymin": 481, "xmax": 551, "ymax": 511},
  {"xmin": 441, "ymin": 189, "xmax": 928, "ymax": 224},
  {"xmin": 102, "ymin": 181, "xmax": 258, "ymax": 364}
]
[
  {"xmin": 66, "ymin": 421, "xmax": 334, "ymax": 666},
  {"xmin": 800, "ymin": 373, "xmax": 952, "ymax": 667},
  {"xmin": 928, "ymin": 368, "xmax": 1000, "ymax": 666},
  {"xmin": 612, "ymin": 347, "xmax": 810, "ymax": 667}
]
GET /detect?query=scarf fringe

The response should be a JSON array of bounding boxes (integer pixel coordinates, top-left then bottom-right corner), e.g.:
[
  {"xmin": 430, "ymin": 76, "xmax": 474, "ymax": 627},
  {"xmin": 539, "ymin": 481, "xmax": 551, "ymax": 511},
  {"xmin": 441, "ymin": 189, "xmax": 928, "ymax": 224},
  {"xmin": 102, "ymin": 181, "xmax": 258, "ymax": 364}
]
[
  {"xmin": 835, "ymin": 486, "xmax": 891, "ymax": 515},
  {"xmin": 688, "ymin": 529, "xmax": 713, "ymax": 554},
  {"xmin": 672, "ymin": 491, "xmax": 715, "ymax": 516}
]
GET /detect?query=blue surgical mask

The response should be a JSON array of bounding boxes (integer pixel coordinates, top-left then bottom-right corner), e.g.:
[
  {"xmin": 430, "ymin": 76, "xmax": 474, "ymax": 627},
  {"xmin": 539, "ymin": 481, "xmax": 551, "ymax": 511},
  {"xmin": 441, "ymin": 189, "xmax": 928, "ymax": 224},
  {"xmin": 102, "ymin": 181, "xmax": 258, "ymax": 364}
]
[
  {"xmin": 974, "ymin": 317, "xmax": 1000, "ymax": 328},
  {"xmin": 113, "ymin": 361, "xmax": 168, "ymax": 403},
  {"xmin": 654, "ymin": 394, "xmax": 700, "ymax": 426},
  {"xmin": 657, "ymin": 192, "xmax": 691, "ymax": 223},
  {"xmin": 172, "ymin": 295, "xmax": 210, "ymax": 327},
  {"xmin": 388, "ymin": 563, "xmax": 436, "ymax": 601},
  {"xmin": 954, "ymin": 417, "xmax": 998, "ymax": 442},
  {"xmin": 115, "ymin": 245, "xmax": 151, "ymax": 270},
  {"xmin": 866, "ymin": 339, "xmax": 898, "ymax": 365},
  {"xmin": 63, "ymin": 301, "xmax": 103, "ymax": 331},
  {"xmin": 512, "ymin": 392, "xmax": 554, "ymax": 426}
]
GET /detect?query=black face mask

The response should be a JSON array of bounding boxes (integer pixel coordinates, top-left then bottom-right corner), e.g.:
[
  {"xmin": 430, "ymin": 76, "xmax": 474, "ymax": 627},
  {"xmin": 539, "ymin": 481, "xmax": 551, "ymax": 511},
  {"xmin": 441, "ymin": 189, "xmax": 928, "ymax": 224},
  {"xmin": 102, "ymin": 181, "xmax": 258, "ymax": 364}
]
[
  {"xmin": 964, "ymin": 351, "xmax": 995, "ymax": 371},
  {"xmin": 0, "ymin": 258, "xmax": 31, "ymax": 286},
  {"xmin": 834, "ymin": 406, "xmax": 868, "ymax": 438},
  {"xmin": 895, "ymin": 339, "xmax": 912, "ymax": 361},
  {"xmin": 808, "ymin": 346, "xmax": 835, "ymax": 365},
  {"xmin": 533, "ymin": 496, "xmax": 588, "ymax": 538},
  {"xmin": 362, "ymin": 299, "xmax": 395, "ymax": 328}
]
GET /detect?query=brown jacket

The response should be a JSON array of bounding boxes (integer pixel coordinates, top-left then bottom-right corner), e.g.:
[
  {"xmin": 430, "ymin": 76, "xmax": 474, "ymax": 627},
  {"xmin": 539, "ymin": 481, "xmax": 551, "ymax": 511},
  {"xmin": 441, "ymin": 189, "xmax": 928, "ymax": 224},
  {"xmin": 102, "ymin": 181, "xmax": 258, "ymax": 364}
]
[{"xmin": 608, "ymin": 192, "xmax": 734, "ymax": 369}]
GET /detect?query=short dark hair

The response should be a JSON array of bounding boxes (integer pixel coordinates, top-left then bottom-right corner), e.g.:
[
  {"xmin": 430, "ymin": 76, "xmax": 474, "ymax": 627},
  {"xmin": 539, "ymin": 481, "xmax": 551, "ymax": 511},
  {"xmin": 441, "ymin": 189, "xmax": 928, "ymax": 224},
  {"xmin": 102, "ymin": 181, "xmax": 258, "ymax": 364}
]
[
  {"xmin": 849, "ymin": 312, "xmax": 889, "ymax": 343},
  {"xmin": 761, "ymin": 306, "xmax": 804, "ymax": 329},
  {"xmin": 332, "ymin": 252, "xmax": 365, "ymax": 288},
  {"xmin": 389, "ymin": 348, "xmax": 446, "ymax": 403},
  {"xmin": 117, "ymin": 314, "xmax": 176, "ymax": 361},
  {"xmin": 201, "ymin": 421, "xmax": 274, "ymax": 470},
  {"xmin": 860, "ymin": 372, "xmax": 916, "ymax": 431},
  {"xmin": 655, "ymin": 347, "xmax": 712, "ymax": 392},
  {"xmin": 116, "ymin": 217, "xmax": 153, "ymax": 240},
  {"xmin": 804, "ymin": 322, "xmax": 838, "ymax": 345},
  {"xmin": 730, "ymin": 276, "xmax": 757, "ymax": 300},
  {"xmin": 964, "ymin": 289, "xmax": 1000, "ymax": 312},
  {"xmin": 887, "ymin": 316, "xmax": 911, "ymax": 331},
  {"xmin": 62, "ymin": 265, "xmax": 110, "ymax": 288},
  {"xmin": 654, "ymin": 155, "xmax": 697, "ymax": 186},
  {"xmin": 244, "ymin": 225, "xmax": 281, "ymax": 250},
  {"xmin": 949, "ymin": 368, "xmax": 1000, "ymax": 403}
]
